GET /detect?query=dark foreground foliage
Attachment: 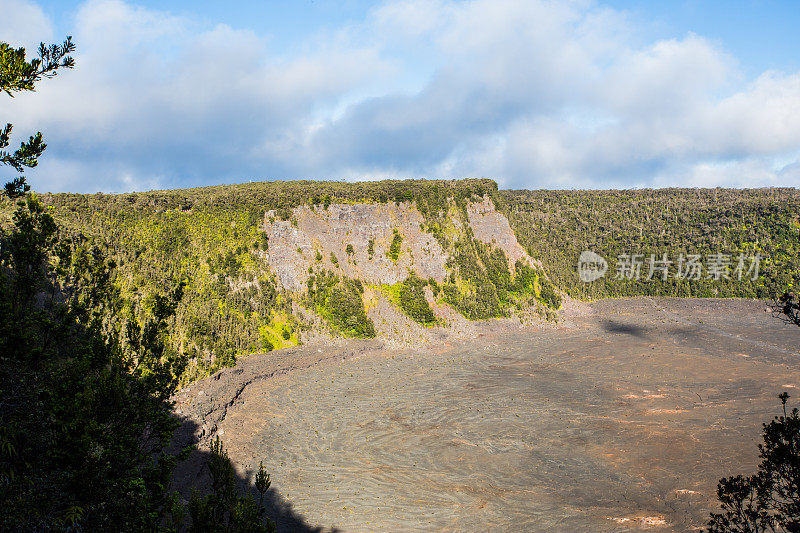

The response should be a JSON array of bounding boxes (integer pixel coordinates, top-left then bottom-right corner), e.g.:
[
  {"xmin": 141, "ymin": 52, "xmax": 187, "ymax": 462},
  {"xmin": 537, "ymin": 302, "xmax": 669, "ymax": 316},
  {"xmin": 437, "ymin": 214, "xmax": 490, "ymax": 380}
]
[
  {"xmin": 708, "ymin": 393, "xmax": 800, "ymax": 532},
  {"xmin": 0, "ymin": 177, "xmax": 283, "ymax": 531},
  {"xmin": 0, "ymin": 37, "xmax": 275, "ymax": 531}
]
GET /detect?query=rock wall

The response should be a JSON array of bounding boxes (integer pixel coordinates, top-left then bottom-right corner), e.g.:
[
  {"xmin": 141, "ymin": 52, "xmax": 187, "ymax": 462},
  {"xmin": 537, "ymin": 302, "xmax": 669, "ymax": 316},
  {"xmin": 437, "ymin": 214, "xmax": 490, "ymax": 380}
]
[
  {"xmin": 466, "ymin": 196, "xmax": 541, "ymax": 271},
  {"xmin": 264, "ymin": 198, "xmax": 540, "ymax": 292},
  {"xmin": 261, "ymin": 197, "xmax": 552, "ymax": 344},
  {"xmin": 264, "ymin": 201, "xmax": 448, "ymax": 292}
]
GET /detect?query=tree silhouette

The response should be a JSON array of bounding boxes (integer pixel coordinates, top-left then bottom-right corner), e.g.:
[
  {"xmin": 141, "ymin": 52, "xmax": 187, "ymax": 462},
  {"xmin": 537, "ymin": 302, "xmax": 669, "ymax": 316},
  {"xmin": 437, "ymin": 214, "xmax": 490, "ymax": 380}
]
[
  {"xmin": 709, "ymin": 296, "xmax": 800, "ymax": 532},
  {"xmin": 1, "ymin": 37, "xmax": 74, "ymax": 193}
]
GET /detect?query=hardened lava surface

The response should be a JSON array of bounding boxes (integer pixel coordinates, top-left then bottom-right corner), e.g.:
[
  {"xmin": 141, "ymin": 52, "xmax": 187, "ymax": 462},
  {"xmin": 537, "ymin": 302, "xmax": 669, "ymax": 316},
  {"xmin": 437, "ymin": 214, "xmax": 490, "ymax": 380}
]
[{"xmin": 173, "ymin": 298, "xmax": 800, "ymax": 532}]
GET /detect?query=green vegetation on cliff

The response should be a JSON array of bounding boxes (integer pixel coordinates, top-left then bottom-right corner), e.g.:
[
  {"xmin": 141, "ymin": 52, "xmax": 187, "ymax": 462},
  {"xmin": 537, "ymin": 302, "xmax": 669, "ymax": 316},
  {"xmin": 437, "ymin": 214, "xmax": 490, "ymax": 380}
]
[
  {"xmin": 399, "ymin": 273, "xmax": 437, "ymax": 325},
  {"xmin": 388, "ymin": 228, "xmax": 403, "ymax": 261},
  {"xmin": 306, "ymin": 269, "xmax": 375, "ymax": 338},
  {"xmin": 441, "ymin": 234, "xmax": 560, "ymax": 320}
]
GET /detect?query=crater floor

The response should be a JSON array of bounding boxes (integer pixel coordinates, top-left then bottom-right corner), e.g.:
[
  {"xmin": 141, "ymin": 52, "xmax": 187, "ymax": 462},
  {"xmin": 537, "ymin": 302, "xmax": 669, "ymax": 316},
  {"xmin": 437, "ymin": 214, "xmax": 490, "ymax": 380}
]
[{"xmin": 174, "ymin": 298, "xmax": 800, "ymax": 532}]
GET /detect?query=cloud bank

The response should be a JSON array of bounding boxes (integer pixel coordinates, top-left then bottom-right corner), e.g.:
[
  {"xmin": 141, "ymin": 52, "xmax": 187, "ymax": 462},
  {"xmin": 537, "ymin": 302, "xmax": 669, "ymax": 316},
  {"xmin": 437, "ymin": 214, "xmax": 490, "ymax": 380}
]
[{"xmin": 1, "ymin": 0, "xmax": 799, "ymax": 192}]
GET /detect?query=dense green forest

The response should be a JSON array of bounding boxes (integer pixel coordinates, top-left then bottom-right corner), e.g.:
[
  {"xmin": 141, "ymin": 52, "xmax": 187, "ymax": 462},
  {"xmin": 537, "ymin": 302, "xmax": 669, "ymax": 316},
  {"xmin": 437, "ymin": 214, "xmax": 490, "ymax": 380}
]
[{"xmin": 496, "ymin": 188, "xmax": 799, "ymax": 300}]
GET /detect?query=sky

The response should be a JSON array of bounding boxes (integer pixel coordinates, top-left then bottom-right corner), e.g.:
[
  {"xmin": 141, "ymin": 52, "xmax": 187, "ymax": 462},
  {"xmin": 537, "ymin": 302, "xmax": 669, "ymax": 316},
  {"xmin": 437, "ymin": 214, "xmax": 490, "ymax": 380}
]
[{"xmin": 1, "ymin": 0, "xmax": 799, "ymax": 193}]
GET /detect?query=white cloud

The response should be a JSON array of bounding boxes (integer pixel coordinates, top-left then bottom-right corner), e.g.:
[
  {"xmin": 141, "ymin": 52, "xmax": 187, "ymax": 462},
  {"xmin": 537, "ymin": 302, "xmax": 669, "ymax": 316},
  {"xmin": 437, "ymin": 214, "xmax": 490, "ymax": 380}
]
[
  {"xmin": 0, "ymin": 0, "xmax": 53, "ymax": 51},
  {"xmin": 1, "ymin": 0, "xmax": 800, "ymax": 192}
]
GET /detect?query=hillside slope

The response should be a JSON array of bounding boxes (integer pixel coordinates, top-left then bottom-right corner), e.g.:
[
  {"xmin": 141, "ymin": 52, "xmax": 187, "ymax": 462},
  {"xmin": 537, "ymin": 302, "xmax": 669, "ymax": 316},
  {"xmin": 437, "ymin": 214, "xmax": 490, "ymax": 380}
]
[
  {"xmin": 26, "ymin": 179, "xmax": 557, "ymax": 383},
  {"xmin": 497, "ymin": 187, "xmax": 800, "ymax": 300}
]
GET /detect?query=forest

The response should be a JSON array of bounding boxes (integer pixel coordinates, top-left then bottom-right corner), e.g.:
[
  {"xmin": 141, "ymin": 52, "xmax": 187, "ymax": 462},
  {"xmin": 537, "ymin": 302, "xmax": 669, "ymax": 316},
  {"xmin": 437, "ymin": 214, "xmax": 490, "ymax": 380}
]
[{"xmin": 496, "ymin": 187, "xmax": 799, "ymax": 300}]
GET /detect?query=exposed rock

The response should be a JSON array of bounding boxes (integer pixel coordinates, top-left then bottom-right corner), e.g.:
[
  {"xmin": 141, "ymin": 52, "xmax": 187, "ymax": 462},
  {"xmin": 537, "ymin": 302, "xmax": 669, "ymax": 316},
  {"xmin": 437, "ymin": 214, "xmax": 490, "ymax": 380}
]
[
  {"xmin": 466, "ymin": 196, "xmax": 542, "ymax": 271},
  {"xmin": 265, "ymin": 202, "xmax": 448, "ymax": 292},
  {"xmin": 265, "ymin": 198, "xmax": 540, "ymax": 292}
]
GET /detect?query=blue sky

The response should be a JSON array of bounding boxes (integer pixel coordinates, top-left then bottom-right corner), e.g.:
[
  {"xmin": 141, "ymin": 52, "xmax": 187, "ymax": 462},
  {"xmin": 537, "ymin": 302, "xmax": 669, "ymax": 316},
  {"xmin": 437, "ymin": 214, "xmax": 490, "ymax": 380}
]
[{"xmin": 2, "ymin": 0, "xmax": 800, "ymax": 192}]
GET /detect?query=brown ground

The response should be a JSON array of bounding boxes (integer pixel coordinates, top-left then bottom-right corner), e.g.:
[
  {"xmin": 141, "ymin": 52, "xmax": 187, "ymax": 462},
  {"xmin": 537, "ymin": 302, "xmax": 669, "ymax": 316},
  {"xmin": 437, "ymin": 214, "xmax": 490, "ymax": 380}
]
[{"xmin": 172, "ymin": 298, "xmax": 800, "ymax": 532}]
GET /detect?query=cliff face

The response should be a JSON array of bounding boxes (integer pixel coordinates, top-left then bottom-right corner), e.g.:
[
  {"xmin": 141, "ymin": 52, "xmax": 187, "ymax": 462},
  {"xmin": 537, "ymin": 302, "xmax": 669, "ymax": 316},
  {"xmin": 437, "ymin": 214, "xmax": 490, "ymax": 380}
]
[
  {"xmin": 259, "ymin": 196, "xmax": 557, "ymax": 347},
  {"xmin": 264, "ymin": 201, "xmax": 448, "ymax": 292},
  {"xmin": 264, "ymin": 197, "xmax": 540, "ymax": 296},
  {"xmin": 466, "ymin": 197, "xmax": 541, "ymax": 272},
  {"xmin": 37, "ymin": 179, "xmax": 559, "ymax": 380}
]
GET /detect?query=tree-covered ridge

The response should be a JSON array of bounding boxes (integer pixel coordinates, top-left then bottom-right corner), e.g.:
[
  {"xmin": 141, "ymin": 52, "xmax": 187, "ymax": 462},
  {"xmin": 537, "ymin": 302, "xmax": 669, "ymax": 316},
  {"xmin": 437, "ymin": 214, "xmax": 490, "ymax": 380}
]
[
  {"xmin": 40, "ymin": 178, "xmax": 496, "ymax": 215},
  {"xmin": 497, "ymin": 188, "xmax": 800, "ymax": 300}
]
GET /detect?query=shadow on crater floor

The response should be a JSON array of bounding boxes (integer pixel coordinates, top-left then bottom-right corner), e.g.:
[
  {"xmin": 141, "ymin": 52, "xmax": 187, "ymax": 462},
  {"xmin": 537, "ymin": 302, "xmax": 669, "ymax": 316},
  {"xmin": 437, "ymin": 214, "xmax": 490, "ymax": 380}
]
[
  {"xmin": 170, "ymin": 416, "xmax": 341, "ymax": 533},
  {"xmin": 600, "ymin": 319, "xmax": 649, "ymax": 338}
]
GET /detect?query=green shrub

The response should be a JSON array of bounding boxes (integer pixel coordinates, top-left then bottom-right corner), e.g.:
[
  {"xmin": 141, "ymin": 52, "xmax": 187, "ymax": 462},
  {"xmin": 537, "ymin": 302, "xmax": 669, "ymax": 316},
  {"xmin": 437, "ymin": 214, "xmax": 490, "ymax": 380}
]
[
  {"xmin": 389, "ymin": 229, "xmax": 402, "ymax": 261},
  {"xmin": 307, "ymin": 271, "xmax": 375, "ymax": 338},
  {"xmin": 539, "ymin": 276, "xmax": 562, "ymax": 309},
  {"xmin": 428, "ymin": 277, "xmax": 440, "ymax": 297},
  {"xmin": 276, "ymin": 207, "xmax": 292, "ymax": 220},
  {"xmin": 399, "ymin": 274, "xmax": 436, "ymax": 325},
  {"xmin": 260, "ymin": 336, "xmax": 273, "ymax": 352},
  {"xmin": 478, "ymin": 242, "xmax": 511, "ymax": 299},
  {"xmin": 511, "ymin": 260, "xmax": 537, "ymax": 293}
]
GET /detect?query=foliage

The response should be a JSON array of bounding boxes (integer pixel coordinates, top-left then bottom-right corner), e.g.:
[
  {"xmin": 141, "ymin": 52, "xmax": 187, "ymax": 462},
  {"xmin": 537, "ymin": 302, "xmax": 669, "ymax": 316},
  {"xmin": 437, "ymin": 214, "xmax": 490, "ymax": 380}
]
[
  {"xmin": 1, "ymin": 37, "xmax": 74, "ymax": 96},
  {"xmin": 1, "ymin": 36, "xmax": 186, "ymax": 530},
  {"xmin": 389, "ymin": 228, "xmax": 403, "ymax": 261},
  {"xmin": 188, "ymin": 437, "xmax": 275, "ymax": 533},
  {"xmin": 0, "ymin": 185, "xmax": 188, "ymax": 530},
  {"xmin": 774, "ymin": 291, "xmax": 800, "ymax": 328},
  {"xmin": 1, "ymin": 37, "xmax": 74, "ymax": 182},
  {"xmin": 306, "ymin": 269, "xmax": 375, "ymax": 338},
  {"xmin": 0, "ymin": 37, "xmax": 275, "ymax": 532},
  {"xmin": 255, "ymin": 461, "xmax": 271, "ymax": 508},
  {"xmin": 498, "ymin": 188, "xmax": 798, "ymax": 300},
  {"xmin": 443, "ymin": 237, "xmax": 505, "ymax": 319},
  {"xmin": 439, "ymin": 235, "xmax": 562, "ymax": 320},
  {"xmin": 708, "ymin": 393, "xmax": 800, "ymax": 532},
  {"xmin": 398, "ymin": 273, "xmax": 436, "ymax": 325}
]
